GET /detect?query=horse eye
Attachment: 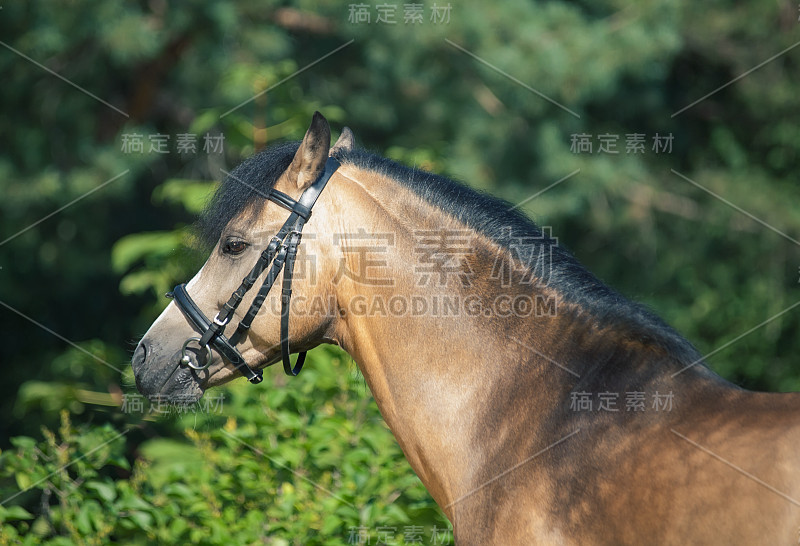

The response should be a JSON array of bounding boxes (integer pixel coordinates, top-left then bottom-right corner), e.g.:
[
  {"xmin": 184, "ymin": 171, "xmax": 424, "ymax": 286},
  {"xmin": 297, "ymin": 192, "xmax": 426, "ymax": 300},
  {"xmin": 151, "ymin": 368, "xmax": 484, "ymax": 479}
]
[{"xmin": 223, "ymin": 240, "xmax": 248, "ymax": 255}]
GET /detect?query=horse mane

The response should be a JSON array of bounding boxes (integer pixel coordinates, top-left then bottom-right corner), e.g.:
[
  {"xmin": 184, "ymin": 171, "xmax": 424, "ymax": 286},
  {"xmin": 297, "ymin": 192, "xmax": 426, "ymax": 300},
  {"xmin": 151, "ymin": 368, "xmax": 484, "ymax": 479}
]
[
  {"xmin": 197, "ymin": 141, "xmax": 301, "ymax": 248},
  {"xmin": 335, "ymin": 147, "xmax": 704, "ymax": 365},
  {"xmin": 198, "ymin": 140, "xmax": 705, "ymax": 367}
]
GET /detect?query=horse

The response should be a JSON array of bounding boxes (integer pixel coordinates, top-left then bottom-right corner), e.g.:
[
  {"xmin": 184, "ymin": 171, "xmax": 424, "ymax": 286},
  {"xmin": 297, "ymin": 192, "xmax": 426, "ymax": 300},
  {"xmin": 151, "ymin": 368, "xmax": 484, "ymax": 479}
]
[{"xmin": 132, "ymin": 112, "xmax": 800, "ymax": 544}]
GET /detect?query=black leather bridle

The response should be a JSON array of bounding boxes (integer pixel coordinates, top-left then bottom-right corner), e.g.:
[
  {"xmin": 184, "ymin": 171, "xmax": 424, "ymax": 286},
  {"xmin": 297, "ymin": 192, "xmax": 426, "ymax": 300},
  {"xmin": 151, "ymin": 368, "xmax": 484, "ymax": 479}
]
[{"xmin": 166, "ymin": 157, "xmax": 341, "ymax": 384}]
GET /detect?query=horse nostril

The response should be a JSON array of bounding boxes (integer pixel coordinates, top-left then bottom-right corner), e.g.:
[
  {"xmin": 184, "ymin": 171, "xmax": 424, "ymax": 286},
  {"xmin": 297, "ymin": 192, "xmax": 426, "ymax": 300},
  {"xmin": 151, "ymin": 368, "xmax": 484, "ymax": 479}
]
[{"xmin": 132, "ymin": 342, "xmax": 147, "ymax": 370}]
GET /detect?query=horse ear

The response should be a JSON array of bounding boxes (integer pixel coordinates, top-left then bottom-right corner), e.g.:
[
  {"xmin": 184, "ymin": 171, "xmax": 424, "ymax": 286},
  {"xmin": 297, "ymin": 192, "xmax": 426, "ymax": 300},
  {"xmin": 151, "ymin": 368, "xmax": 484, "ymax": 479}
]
[
  {"xmin": 286, "ymin": 111, "xmax": 331, "ymax": 190},
  {"xmin": 331, "ymin": 127, "xmax": 355, "ymax": 154}
]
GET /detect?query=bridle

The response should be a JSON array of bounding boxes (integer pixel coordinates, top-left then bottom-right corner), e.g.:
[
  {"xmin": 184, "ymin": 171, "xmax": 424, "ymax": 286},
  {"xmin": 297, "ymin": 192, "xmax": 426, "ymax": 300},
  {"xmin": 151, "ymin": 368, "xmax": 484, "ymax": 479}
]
[{"xmin": 166, "ymin": 157, "xmax": 341, "ymax": 384}]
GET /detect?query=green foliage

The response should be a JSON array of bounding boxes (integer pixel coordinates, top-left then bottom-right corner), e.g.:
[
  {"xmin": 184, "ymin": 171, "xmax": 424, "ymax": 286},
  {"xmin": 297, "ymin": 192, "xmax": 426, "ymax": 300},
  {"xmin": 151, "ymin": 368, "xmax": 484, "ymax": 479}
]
[
  {"xmin": 0, "ymin": 350, "xmax": 449, "ymax": 544},
  {"xmin": 3, "ymin": 0, "xmax": 800, "ymax": 543},
  {"xmin": 112, "ymin": 230, "xmax": 191, "ymax": 298}
]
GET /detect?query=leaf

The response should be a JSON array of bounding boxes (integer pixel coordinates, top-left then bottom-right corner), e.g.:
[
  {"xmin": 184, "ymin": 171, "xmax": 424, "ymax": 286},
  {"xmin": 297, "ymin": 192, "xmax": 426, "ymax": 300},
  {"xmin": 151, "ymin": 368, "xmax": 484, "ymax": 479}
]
[
  {"xmin": 0, "ymin": 505, "xmax": 34, "ymax": 522},
  {"xmin": 168, "ymin": 517, "xmax": 189, "ymax": 537},
  {"xmin": 9, "ymin": 437, "xmax": 36, "ymax": 450},
  {"xmin": 115, "ymin": 494, "xmax": 153, "ymax": 513},
  {"xmin": 152, "ymin": 179, "xmax": 217, "ymax": 214},
  {"xmin": 118, "ymin": 270, "xmax": 166, "ymax": 296},
  {"xmin": 321, "ymin": 514, "xmax": 342, "ymax": 535},
  {"xmin": 14, "ymin": 473, "xmax": 32, "ymax": 491},
  {"xmin": 163, "ymin": 483, "xmax": 194, "ymax": 500},
  {"xmin": 106, "ymin": 454, "xmax": 131, "ymax": 471},
  {"xmin": 76, "ymin": 504, "xmax": 93, "ymax": 534},
  {"xmin": 127, "ymin": 510, "xmax": 153, "ymax": 530},
  {"xmin": 188, "ymin": 109, "xmax": 222, "ymax": 136},
  {"xmin": 15, "ymin": 381, "xmax": 79, "ymax": 415},
  {"xmin": 86, "ymin": 480, "xmax": 116, "ymax": 503},
  {"xmin": 111, "ymin": 231, "xmax": 182, "ymax": 273}
]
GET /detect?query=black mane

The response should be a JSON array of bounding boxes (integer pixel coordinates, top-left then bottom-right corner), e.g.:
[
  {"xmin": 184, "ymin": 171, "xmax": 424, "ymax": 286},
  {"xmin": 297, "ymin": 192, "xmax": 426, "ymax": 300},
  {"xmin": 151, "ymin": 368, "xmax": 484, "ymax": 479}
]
[
  {"xmin": 199, "ymin": 140, "xmax": 704, "ymax": 366},
  {"xmin": 198, "ymin": 141, "xmax": 301, "ymax": 247}
]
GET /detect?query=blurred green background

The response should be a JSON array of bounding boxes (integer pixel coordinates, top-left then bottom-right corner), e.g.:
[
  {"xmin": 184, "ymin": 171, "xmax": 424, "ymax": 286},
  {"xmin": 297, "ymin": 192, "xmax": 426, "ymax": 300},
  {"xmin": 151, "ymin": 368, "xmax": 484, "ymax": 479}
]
[{"xmin": 1, "ymin": 0, "xmax": 799, "ymax": 543}]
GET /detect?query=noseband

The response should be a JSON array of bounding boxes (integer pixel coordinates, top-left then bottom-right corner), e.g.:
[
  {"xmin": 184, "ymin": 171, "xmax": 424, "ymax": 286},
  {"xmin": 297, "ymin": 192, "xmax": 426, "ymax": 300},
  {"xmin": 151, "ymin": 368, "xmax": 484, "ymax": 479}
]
[{"xmin": 166, "ymin": 157, "xmax": 341, "ymax": 384}]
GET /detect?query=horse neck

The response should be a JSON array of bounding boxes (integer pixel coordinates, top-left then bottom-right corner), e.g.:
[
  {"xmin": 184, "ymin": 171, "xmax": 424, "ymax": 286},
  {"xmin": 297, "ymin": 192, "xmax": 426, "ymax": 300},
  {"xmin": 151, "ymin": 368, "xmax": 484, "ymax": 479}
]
[{"xmin": 322, "ymin": 165, "xmax": 579, "ymax": 513}]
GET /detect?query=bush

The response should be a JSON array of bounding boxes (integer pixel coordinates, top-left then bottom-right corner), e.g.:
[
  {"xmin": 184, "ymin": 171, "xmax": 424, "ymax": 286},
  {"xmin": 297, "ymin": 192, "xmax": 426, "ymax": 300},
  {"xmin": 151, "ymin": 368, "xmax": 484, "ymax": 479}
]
[{"xmin": 0, "ymin": 347, "xmax": 450, "ymax": 545}]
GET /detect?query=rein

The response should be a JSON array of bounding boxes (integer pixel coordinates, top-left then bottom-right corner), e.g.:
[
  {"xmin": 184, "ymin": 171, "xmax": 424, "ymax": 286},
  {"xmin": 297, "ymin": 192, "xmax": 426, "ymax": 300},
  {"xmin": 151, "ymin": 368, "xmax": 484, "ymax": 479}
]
[{"xmin": 166, "ymin": 157, "xmax": 341, "ymax": 384}]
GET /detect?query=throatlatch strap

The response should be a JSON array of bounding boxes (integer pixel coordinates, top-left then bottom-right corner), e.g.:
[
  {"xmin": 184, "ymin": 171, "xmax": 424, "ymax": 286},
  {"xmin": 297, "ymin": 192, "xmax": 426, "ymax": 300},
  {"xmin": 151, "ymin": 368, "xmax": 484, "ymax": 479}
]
[{"xmin": 280, "ymin": 222, "xmax": 305, "ymax": 376}]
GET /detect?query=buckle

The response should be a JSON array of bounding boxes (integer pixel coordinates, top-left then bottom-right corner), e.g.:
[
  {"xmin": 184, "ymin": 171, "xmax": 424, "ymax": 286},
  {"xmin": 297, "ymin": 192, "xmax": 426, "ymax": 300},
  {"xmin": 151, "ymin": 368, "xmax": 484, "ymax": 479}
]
[
  {"xmin": 212, "ymin": 312, "xmax": 230, "ymax": 327},
  {"xmin": 286, "ymin": 229, "xmax": 303, "ymax": 244}
]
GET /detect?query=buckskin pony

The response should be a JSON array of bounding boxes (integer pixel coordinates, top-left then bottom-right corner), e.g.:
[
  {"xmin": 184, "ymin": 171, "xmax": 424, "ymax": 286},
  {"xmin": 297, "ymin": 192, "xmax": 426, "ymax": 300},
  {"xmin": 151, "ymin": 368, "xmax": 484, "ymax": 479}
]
[{"xmin": 133, "ymin": 112, "xmax": 800, "ymax": 545}]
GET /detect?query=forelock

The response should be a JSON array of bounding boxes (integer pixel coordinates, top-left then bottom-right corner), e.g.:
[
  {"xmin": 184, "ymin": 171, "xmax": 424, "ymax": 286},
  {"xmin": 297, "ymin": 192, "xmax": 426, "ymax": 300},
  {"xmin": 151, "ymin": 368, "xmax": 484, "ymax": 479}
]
[{"xmin": 196, "ymin": 141, "xmax": 300, "ymax": 248}]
